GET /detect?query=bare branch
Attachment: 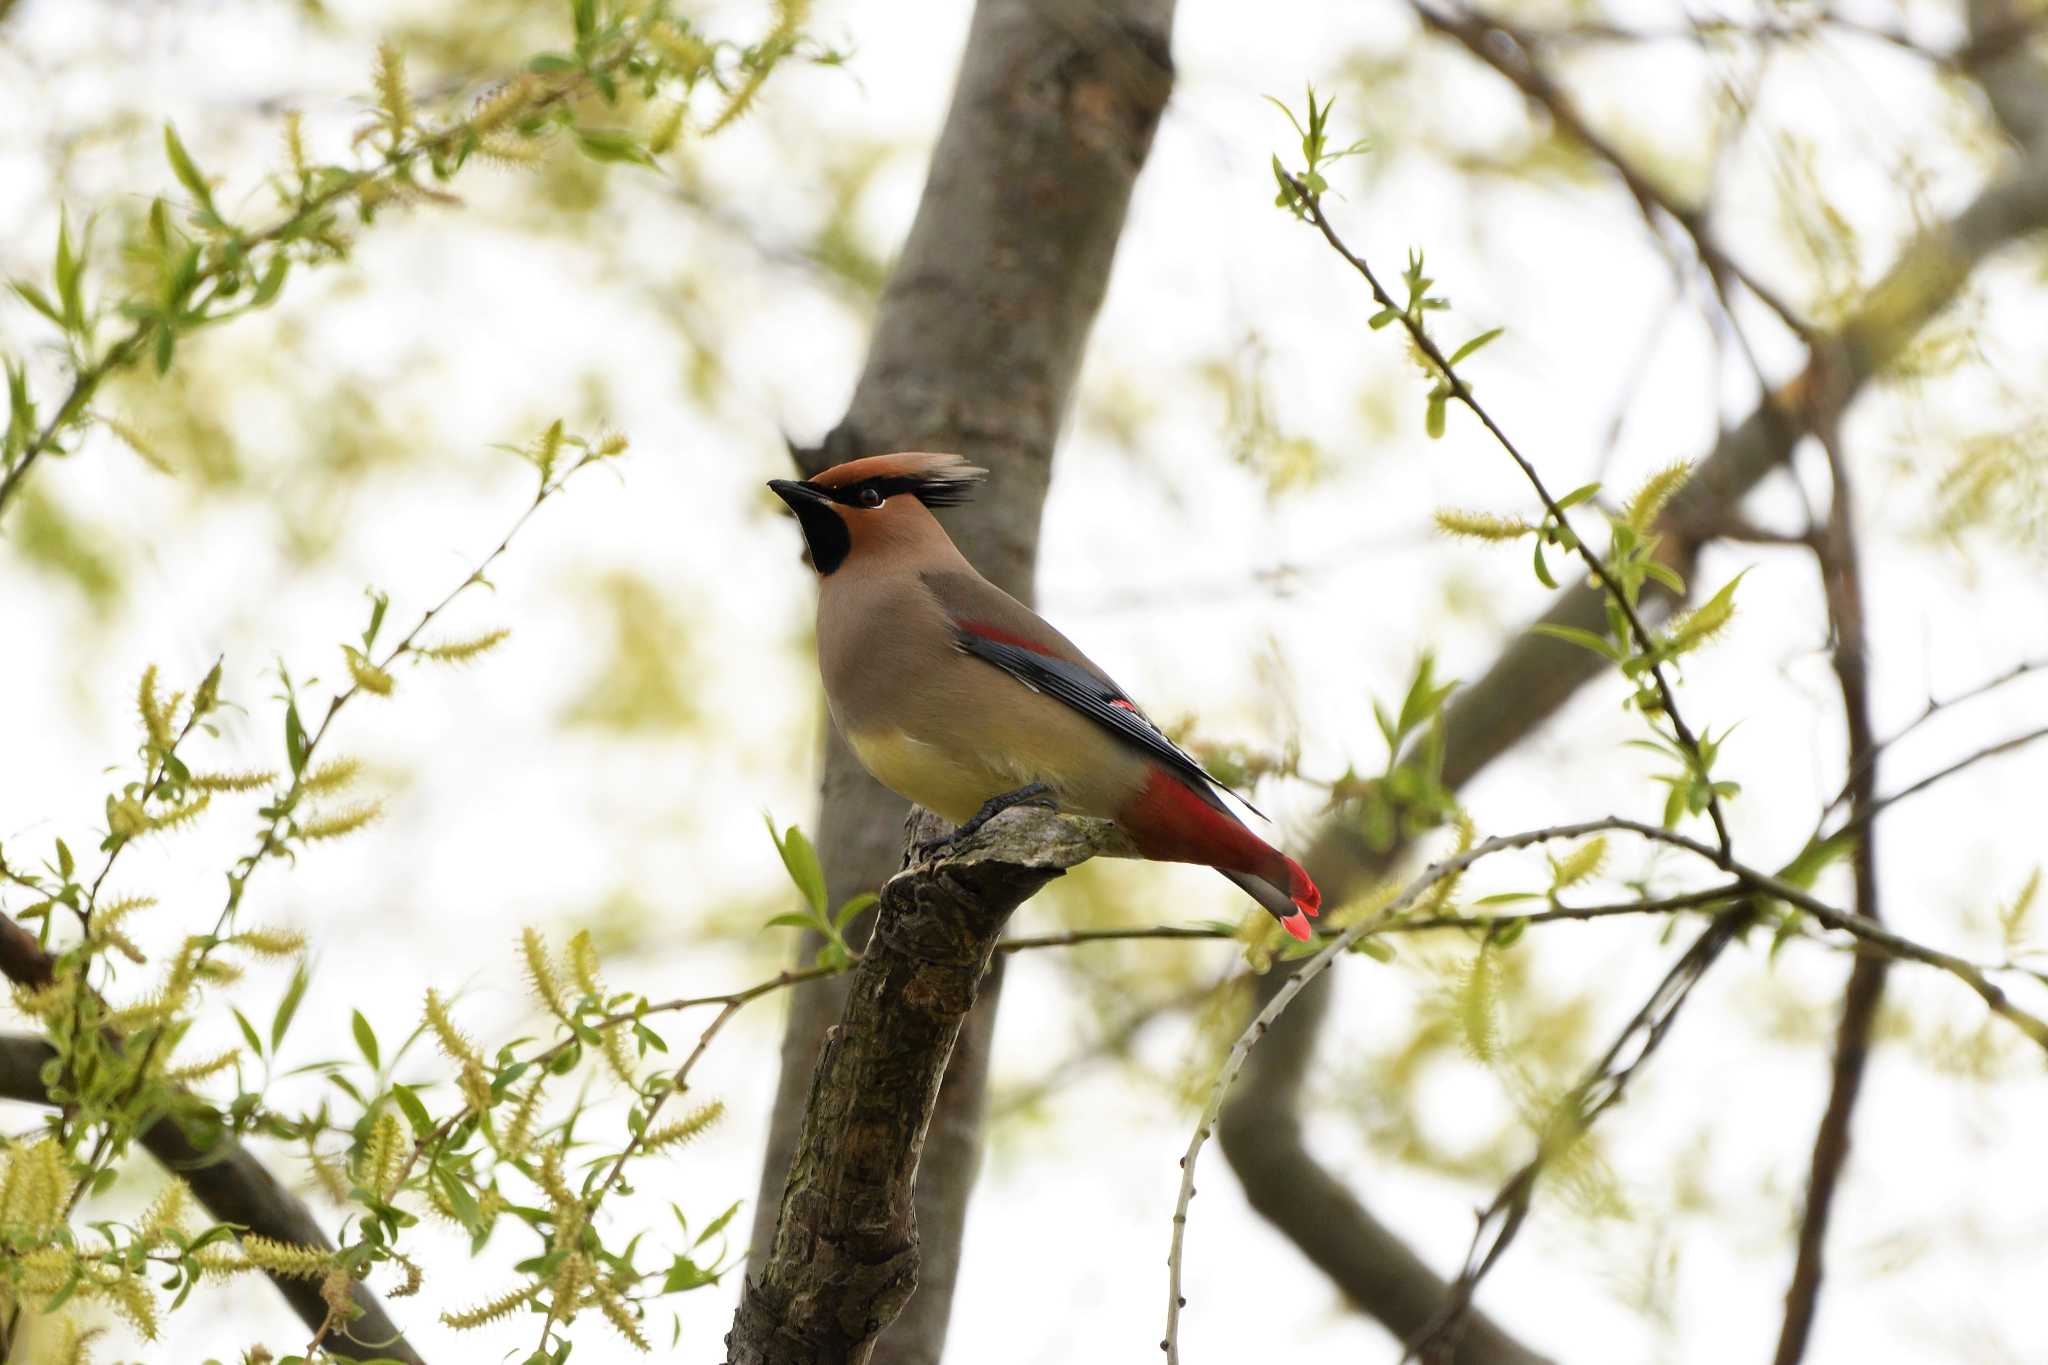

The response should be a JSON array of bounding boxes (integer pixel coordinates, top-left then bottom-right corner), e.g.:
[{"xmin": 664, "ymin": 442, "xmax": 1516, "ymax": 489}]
[{"xmin": 1412, "ymin": 0, "xmax": 1812, "ymax": 340}]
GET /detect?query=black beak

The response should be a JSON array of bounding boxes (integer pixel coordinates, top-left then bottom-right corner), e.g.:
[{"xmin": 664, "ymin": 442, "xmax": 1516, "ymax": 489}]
[
  {"xmin": 767, "ymin": 479, "xmax": 851, "ymax": 575},
  {"xmin": 768, "ymin": 478, "xmax": 829, "ymax": 510}
]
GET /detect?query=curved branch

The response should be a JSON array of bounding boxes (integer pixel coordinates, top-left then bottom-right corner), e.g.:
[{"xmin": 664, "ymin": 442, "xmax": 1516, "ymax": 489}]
[{"xmin": 0, "ymin": 998, "xmax": 423, "ymax": 1364}]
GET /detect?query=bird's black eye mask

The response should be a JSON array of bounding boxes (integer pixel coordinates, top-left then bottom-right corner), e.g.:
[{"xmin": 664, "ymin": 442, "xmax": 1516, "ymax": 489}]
[
  {"xmin": 814, "ymin": 474, "xmax": 980, "ymax": 510},
  {"xmin": 774, "ymin": 467, "xmax": 983, "ymax": 575}
]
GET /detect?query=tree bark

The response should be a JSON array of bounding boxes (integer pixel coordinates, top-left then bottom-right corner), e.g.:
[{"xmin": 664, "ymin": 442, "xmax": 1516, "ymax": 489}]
[
  {"xmin": 1219, "ymin": 46, "xmax": 2048, "ymax": 1360},
  {"xmin": 747, "ymin": 2, "xmax": 1173, "ymax": 1362},
  {"xmin": 728, "ymin": 813, "xmax": 1138, "ymax": 1365}
]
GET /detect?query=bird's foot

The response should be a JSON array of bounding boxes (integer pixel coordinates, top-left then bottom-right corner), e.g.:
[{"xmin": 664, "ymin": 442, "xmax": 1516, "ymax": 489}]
[{"xmin": 912, "ymin": 783, "xmax": 1059, "ymax": 862}]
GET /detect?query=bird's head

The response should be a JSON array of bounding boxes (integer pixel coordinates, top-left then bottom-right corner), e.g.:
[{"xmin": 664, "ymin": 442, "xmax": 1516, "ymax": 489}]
[{"xmin": 768, "ymin": 451, "xmax": 986, "ymax": 575}]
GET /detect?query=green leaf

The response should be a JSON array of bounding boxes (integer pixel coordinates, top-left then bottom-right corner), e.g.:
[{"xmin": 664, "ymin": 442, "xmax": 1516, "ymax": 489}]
[
  {"xmin": 284, "ymin": 703, "xmax": 308, "ymax": 776},
  {"xmin": 763, "ymin": 913, "xmax": 816, "ymax": 932},
  {"xmin": 1531, "ymin": 536, "xmax": 1557, "ymax": 589},
  {"xmin": 1642, "ymin": 560, "xmax": 1687, "ymax": 595},
  {"xmin": 1446, "ymin": 327, "xmax": 1503, "ymax": 367},
  {"xmin": 352, "ymin": 1010, "xmax": 380, "ymax": 1071},
  {"xmin": 271, "ymin": 961, "xmax": 310, "ymax": 1050},
  {"xmin": 53, "ymin": 210, "xmax": 85, "ymax": 332},
  {"xmin": 162, "ymin": 124, "xmax": 217, "ymax": 214},
  {"xmin": 694, "ymin": 1198, "xmax": 742, "ymax": 1248},
  {"xmin": 392, "ymin": 1083, "xmax": 432, "ymax": 1138},
  {"xmin": 1353, "ymin": 937, "xmax": 1395, "ymax": 962},
  {"xmin": 231, "ymin": 1006, "xmax": 265, "ymax": 1059},
  {"xmin": 1471, "ymin": 891, "xmax": 1540, "ymax": 906},
  {"xmin": 1555, "ymin": 481, "xmax": 1602, "ymax": 511},
  {"xmin": 10, "ymin": 281, "xmax": 63, "ymax": 327},
  {"xmin": 1424, "ymin": 391, "xmax": 1447, "ymax": 440},
  {"xmin": 249, "ymin": 255, "xmax": 289, "ymax": 308},
  {"xmin": 572, "ymin": 127, "xmax": 656, "ymax": 168},
  {"xmin": 54, "ymin": 839, "xmax": 73, "ymax": 880},
  {"xmin": 833, "ymin": 892, "xmax": 877, "ymax": 930},
  {"xmin": 1367, "ymin": 307, "xmax": 1399, "ymax": 330},
  {"xmin": 765, "ymin": 817, "xmax": 828, "ymax": 917},
  {"xmin": 1529, "ymin": 623, "xmax": 1621, "ymax": 661},
  {"xmin": 663, "ymin": 1254, "xmax": 718, "ymax": 1293}
]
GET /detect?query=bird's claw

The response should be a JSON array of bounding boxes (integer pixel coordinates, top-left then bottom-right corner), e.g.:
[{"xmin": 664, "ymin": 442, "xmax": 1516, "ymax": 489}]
[{"xmin": 910, "ymin": 784, "xmax": 1059, "ymax": 864}]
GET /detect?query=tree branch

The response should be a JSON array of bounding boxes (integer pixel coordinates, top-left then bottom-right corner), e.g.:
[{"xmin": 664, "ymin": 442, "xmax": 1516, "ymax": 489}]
[
  {"xmin": 1774, "ymin": 392, "xmax": 1884, "ymax": 1365},
  {"xmin": 1223, "ymin": 60, "xmax": 2048, "ymax": 1355},
  {"xmin": 727, "ymin": 809, "xmax": 1135, "ymax": 1365},
  {"xmin": 0, "ymin": 920, "xmax": 423, "ymax": 1364},
  {"xmin": 1412, "ymin": 0, "xmax": 1812, "ymax": 340}
]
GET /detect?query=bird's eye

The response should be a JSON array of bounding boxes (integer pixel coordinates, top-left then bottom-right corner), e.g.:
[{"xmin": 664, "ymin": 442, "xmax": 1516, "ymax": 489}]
[{"xmin": 856, "ymin": 487, "xmax": 884, "ymax": 508}]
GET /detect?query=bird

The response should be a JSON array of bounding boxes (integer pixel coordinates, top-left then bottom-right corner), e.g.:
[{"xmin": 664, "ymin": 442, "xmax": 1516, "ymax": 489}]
[{"xmin": 768, "ymin": 450, "xmax": 1321, "ymax": 941}]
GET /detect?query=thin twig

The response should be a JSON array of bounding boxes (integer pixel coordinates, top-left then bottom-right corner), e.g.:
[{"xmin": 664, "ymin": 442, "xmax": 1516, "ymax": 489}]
[
  {"xmin": 1164, "ymin": 813, "xmax": 2048, "ymax": 1362},
  {"xmin": 1282, "ymin": 172, "xmax": 1735, "ymax": 857},
  {"xmin": 1777, "ymin": 407, "xmax": 1884, "ymax": 1365},
  {"xmin": 1411, "ymin": 1, "xmax": 1812, "ymax": 342}
]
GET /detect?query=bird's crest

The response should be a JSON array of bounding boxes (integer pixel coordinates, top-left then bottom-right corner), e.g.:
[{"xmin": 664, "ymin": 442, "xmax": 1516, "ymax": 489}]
[{"xmin": 807, "ymin": 451, "xmax": 987, "ymax": 508}]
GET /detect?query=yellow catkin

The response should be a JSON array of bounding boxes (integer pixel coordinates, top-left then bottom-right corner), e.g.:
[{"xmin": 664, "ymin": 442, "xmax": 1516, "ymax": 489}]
[
  {"xmin": 499, "ymin": 1075, "xmax": 546, "ymax": 1160},
  {"xmin": 344, "ymin": 647, "xmax": 395, "ymax": 697},
  {"xmin": 229, "ymin": 927, "xmax": 307, "ymax": 958},
  {"xmin": 1433, "ymin": 508, "xmax": 1534, "ymax": 541},
  {"xmin": 145, "ymin": 793, "xmax": 210, "ymax": 834},
  {"xmin": 374, "ymin": 43, "xmax": 413, "ymax": 134},
  {"xmin": 567, "ymin": 931, "xmax": 603, "ymax": 998},
  {"xmin": 360, "ymin": 1110, "xmax": 407, "ymax": 1200},
  {"xmin": 550, "ymin": 1252, "xmax": 593, "ymax": 1320},
  {"xmin": 138, "ymin": 1180, "xmax": 190, "ymax": 1246},
  {"xmin": 297, "ymin": 801, "xmax": 383, "ymax": 842},
  {"xmin": 163, "ymin": 1048, "xmax": 238, "ymax": 1084},
  {"xmin": 521, "ymin": 928, "xmax": 569, "ymax": 1021},
  {"xmin": 414, "ymin": 629, "xmax": 509, "ymax": 663},
  {"xmin": 137, "ymin": 665, "xmax": 171, "ymax": 749},
  {"xmin": 238, "ymin": 1236, "xmax": 333, "ymax": 1280},
  {"xmin": 641, "ymin": 1100, "xmax": 724, "ymax": 1154},
  {"xmin": 442, "ymin": 1281, "xmax": 539, "ymax": 1329},
  {"xmin": 283, "ymin": 111, "xmax": 307, "ymax": 178},
  {"xmin": 594, "ymin": 1280, "xmax": 651, "ymax": 1350},
  {"xmin": 301, "ymin": 756, "xmax": 361, "ymax": 794},
  {"xmin": 192, "ymin": 769, "xmax": 275, "ymax": 793},
  {"xmin": 1551, "ymin": 835, "xmax": 1607, "ymax": 890},
  {"xmin": 1624, "ymin": 461, "xmax": 1692, "ymax": 533}
]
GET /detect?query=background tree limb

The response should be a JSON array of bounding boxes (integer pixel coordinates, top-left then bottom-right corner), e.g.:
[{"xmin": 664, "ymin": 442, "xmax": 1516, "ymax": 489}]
[{"xmin": 1219, "ymin": 12, "xmax": 2048, "ymax": 1355}]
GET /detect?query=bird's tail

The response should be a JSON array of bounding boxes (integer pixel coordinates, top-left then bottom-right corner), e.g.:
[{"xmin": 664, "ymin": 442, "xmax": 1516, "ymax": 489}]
[{"xmin": 1221, "ymin": 853, "xmax": 1321, "ymax": 942}]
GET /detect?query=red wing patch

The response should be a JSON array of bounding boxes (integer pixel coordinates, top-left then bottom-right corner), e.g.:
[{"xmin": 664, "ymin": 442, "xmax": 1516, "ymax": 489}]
[{"xmin": 958, "ymin": 619, "xmax": 1060, "ymax": 657}]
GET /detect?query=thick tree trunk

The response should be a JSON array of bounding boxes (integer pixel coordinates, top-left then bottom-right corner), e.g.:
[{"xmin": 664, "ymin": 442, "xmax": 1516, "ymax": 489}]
[{"xmin": 745, "ymin": 2, "xmax": 1174, "ymax": 1362}]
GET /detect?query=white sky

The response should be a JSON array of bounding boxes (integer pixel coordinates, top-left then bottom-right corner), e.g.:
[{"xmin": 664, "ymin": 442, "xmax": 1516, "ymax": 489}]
[{"xmin": 3, "ymin": 0, "xmax": 2048, "ymax": 1361}]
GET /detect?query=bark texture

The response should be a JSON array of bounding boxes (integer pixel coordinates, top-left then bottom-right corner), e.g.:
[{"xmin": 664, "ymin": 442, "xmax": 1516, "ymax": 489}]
[
  {"xmin": 728, "ymin": 812, "xmax": 1138, "ymax": 1365},
  {"xmin": 748, "ymin": 2, "xmax": 1174, "ymax": 1361}
]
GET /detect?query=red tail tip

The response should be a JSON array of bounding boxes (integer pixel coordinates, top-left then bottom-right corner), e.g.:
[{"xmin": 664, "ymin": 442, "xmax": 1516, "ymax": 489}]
[
  {"xmin": 1280, "ymin": 910, "xmax": 1312, "ymax": 942},
  {"xmin": 1284, "ymin": 856, "xmax": 1321, "ymax": 919}
]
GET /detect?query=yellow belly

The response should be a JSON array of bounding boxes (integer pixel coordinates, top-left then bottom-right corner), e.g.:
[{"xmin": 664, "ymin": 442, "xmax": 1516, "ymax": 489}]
[{"xmin": 846, "ymin": 726, "xmax": 1016, "ymax": 825}]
